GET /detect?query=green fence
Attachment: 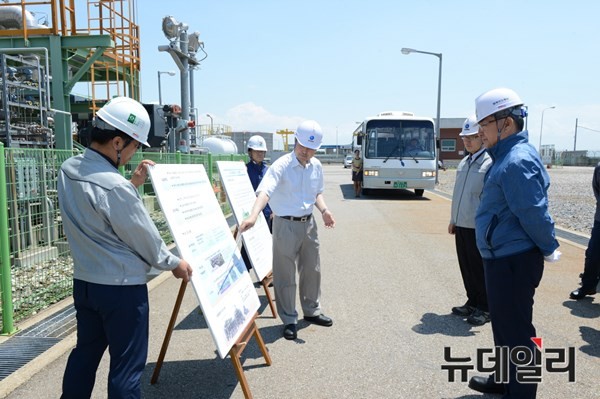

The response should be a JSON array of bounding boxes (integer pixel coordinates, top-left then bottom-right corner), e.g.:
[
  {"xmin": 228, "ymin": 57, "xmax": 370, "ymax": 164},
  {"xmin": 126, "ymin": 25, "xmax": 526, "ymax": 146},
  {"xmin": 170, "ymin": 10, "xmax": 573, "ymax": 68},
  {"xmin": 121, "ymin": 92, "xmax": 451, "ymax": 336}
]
[{"xmin": 0, "ymin": 144, "xmax": 245, "ymax": 334}]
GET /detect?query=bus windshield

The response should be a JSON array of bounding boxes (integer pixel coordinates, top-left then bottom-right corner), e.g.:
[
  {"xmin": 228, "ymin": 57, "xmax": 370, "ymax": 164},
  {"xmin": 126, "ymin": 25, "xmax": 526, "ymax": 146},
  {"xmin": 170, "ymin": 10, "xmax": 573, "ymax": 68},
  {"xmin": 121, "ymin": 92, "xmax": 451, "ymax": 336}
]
[{"xmin": 364, "ymin": 119, "xmax": 435, "ymax": 160}]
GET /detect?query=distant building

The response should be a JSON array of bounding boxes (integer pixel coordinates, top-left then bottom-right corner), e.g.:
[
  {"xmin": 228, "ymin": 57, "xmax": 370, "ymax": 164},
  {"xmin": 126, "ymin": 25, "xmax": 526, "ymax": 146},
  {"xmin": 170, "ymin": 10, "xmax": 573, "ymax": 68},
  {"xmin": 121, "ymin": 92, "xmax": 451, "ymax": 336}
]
[
  {"xmin": 439, "ymin": 118, "xmax": 465, "ymax": 162},
  {"xmin": 319, "ymin": 144, "xmax": 353, "ymax": 155}
]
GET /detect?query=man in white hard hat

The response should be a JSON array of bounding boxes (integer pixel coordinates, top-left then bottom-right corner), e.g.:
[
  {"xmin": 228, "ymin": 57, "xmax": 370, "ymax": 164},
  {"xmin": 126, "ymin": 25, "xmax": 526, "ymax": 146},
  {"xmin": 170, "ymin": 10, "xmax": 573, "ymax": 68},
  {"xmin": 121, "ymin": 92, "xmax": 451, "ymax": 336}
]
[
  {"xmin": 239, "ymin": 120, "xmax": 335, "ymax": 340},
  {"xmin": 57, "ymin": 97, "xmax": 193, "ymax": 398},
  {"xmin": 467, "ymin": 88, "xmax": 560, "ymax": 398},
  {"xmin": 448, "ymin": 115, "xmax": 492, "ymax": 326}
]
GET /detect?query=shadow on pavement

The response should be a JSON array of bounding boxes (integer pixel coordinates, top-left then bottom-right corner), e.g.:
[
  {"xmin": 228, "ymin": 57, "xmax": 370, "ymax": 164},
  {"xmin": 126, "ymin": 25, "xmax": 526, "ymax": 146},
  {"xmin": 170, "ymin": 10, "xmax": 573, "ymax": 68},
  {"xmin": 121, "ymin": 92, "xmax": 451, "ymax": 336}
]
[
  {"xmin": 412, "ymin": 312, "xmax": 479, "ymax": 337},
  {"xmin": 561, "ymin": 299, "xmax": 600, "ymax": 319},
  {"xmin": 142, "ymin": 358, "xmax": 239, "ymax": 399},
  {"xmin": 580, "ymin": 326, "xmax": 600, "ymax": 358}
]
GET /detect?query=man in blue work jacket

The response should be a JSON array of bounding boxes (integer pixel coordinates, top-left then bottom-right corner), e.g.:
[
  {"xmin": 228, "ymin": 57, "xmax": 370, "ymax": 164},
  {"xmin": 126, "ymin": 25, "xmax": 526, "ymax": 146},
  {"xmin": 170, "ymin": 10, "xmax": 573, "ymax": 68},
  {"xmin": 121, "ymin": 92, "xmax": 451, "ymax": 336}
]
[{"xmin": 468, "ymin": 88, "xmax": 560, "ymax": 399}]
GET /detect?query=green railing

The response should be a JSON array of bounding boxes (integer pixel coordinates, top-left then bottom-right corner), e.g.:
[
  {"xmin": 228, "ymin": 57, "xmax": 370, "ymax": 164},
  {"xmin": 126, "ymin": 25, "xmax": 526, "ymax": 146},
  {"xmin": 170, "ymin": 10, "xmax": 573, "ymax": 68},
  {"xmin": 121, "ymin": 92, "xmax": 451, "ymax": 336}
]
[{"xmin": 0, "ymin": 144, "xmax": 245, "ymax": 334}]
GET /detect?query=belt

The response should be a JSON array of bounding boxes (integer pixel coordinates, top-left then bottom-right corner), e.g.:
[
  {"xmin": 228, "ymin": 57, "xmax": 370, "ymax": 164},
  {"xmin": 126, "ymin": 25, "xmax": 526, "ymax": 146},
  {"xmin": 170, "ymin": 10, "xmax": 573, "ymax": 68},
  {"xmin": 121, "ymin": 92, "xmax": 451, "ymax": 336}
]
[{"xmin": 279, "ymin": 214, "xmax": 312, "ymax": 222}]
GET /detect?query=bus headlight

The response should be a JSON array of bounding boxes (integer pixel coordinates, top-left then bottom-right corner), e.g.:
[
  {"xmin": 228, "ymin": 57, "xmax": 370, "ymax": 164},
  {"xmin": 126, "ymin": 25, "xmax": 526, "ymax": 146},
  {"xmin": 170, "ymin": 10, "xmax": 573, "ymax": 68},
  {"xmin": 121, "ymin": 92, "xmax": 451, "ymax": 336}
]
[
  {"xmin": 422, "ymin": 171, "xmax": 436, "ymax": 177},
  {"xmin": 364, "ymin": 170, "xmax": 379, "ymax": 177}
]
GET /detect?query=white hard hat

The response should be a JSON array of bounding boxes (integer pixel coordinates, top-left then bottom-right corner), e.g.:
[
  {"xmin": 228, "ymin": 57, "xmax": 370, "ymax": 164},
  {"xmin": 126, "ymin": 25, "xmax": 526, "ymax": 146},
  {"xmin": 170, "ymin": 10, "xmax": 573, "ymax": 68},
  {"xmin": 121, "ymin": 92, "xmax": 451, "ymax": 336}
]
[
  {"xmin": 459, "ymin": 114, "xmax": 479, "ymax": 136},
  {"xmin": 94, "ymin": 97, "xmax": 151, "ymax": 147},
  {"xmin": 475, "ymin": 88, "xmax": 525, "ymax": 123},
  {"xmin": 247, "ymin": 135, "xmax": 267, "ymax": 151},
  {"xmin": 295, "ymin": 120, "xmax": 323, "ymax": 150}
]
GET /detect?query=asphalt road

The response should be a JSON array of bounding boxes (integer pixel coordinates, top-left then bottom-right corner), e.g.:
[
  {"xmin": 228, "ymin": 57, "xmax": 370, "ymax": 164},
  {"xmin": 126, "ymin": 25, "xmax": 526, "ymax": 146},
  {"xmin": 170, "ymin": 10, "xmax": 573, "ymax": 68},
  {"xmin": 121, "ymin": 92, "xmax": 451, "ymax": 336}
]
[{"xmin": 2, "ymin": 164, "xmax": 597, "ymax": 399}]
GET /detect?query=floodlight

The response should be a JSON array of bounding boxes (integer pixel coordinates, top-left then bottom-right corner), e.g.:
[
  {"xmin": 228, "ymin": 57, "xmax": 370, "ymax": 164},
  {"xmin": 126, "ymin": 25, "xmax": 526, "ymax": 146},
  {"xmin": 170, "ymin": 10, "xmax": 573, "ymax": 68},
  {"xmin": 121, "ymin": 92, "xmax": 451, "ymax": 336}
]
[
  {"xmin": 188, "ymin": 31, "xmax": 202, "ymax": 53},
  {"xmin": 162, "ymin": 16, "xmax": 181, "ymax": 40}
]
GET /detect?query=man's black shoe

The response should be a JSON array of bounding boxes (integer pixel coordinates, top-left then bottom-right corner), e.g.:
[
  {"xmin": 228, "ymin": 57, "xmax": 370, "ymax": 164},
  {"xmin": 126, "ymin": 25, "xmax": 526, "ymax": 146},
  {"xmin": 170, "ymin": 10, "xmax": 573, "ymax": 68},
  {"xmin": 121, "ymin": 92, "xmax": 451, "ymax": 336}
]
[
  {"xmin": 283, "ymin": 324, "xmax": 297, "ymax": 340},
  {"xmin": 570, "ymin": 287, "xmax": 596, "ymax": 300},
  {"xmin": 451, "ymin": 304, "xmax": 474, "ymax": 317},
  {"xmin": 303, "ymin": 314, "xmax": 333, "ymax": 327},
  {"xmin": 468, "ymin": 375, "xmax": 504, "ymax": 394}
]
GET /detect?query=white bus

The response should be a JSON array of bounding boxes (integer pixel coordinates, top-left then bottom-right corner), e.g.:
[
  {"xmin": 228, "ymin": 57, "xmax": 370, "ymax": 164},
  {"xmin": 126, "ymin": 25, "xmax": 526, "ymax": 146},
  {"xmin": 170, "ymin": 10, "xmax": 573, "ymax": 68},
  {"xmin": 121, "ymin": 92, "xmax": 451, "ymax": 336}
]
[{"xmin": 354, "ymin": 111, "xmax": 436, "ymax": 197}]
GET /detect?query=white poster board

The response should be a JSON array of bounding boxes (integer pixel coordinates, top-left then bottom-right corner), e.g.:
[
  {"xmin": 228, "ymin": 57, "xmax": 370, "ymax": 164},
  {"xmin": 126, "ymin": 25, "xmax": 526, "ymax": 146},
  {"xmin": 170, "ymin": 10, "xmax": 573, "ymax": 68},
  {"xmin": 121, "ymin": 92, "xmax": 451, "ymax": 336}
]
[
  {"xmin": 148, "ymin": 164, "xmax": 260, "ymax": 358},
  {"xmin": 216, "ymin": 161, "xmax": 273, "ymax": 282}
]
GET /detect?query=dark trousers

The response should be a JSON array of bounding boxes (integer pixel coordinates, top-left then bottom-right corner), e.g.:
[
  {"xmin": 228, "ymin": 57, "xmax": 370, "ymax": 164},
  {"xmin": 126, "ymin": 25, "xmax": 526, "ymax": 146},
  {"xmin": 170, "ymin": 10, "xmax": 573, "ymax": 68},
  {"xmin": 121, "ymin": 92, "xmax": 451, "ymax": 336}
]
[
  {"xmin": 455, "ymin": 227, "xmax": 488, "ymax": 311},
  {"xmin": 582, "ymin": 219, "xmax": 600, "ymax": 290},
  {"xmin": 61, "ymin": 280, "xmax": 149, "ymax": 399},
  {"xmin": 484, "ymin": 248, "xmax": 544, "ymax": 399}
]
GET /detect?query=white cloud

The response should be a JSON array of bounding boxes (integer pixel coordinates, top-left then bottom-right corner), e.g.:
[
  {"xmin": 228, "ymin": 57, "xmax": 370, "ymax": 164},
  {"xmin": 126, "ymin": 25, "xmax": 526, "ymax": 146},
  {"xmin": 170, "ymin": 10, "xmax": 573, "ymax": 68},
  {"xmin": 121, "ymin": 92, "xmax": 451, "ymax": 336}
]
[{"xmin": 225, "ymin": 102, "xmax": 303, "ymax": 133}]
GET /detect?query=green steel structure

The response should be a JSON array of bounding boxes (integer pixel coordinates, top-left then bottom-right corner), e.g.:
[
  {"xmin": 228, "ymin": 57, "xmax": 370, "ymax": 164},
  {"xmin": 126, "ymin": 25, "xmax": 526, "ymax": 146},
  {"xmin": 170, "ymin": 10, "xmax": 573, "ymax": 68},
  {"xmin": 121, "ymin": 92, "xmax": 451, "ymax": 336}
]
[
  {"xmin": 0, "ymin": 143, "xmax": 245, "ymax": 335},
  {"xmin": 0, "ymin": 0, "xmax": 142, "ymax": 150}
]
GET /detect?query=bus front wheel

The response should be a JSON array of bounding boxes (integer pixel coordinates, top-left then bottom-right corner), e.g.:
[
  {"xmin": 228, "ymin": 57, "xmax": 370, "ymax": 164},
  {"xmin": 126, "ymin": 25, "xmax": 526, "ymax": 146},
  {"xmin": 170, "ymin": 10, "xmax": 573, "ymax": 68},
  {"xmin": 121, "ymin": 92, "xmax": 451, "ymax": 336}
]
[{"xmin": 414, "ymin": 189, "xmax": 424, "ymax": 197}]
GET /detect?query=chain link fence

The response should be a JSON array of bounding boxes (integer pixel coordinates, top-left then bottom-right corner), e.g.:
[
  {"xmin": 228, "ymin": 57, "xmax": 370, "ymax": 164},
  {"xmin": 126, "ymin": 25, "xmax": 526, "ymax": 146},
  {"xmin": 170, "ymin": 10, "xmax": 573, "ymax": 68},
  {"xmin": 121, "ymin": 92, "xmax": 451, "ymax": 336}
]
[
  {"xmin": 0, "ymin": 145, "xmax": 244, "ymax": 334},
  {"xmin": 555, "ymin": 150, "xmax": 600, "ymax": 167}
]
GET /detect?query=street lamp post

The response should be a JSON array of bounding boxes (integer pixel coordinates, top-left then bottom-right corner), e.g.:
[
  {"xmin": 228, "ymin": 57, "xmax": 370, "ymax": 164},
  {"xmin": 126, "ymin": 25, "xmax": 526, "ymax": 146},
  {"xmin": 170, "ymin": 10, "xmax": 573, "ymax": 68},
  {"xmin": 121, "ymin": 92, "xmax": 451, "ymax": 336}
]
[
  {"xmin": 206, "ymin": 113, "xmax": 214, "ymax": 134},
  {"xmin": 401, "ymin": 47, "xmax": 442, "ymax": 184},
  {"xmin": 539, "ymin": 106, "xmax": 556, "ymax": 154},
  {"xmin": 157, "ymin": 71, "xmax": 176, "ymax": 105}
]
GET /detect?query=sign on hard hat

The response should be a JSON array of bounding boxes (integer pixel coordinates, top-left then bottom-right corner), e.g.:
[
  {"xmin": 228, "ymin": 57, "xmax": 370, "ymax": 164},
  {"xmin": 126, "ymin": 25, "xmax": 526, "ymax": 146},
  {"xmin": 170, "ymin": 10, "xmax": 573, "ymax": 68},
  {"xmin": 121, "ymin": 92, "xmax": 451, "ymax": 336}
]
[
  {"xmin": 475, "ymin": 88, "xmax": 525, "ymax": 123},
  {"xmin": 247, "ymin": 135, "xmax": 267, "ymax": 151},
  {"xmin": 295, "ymin": 120, "xmax": 323, "ymax": 150},
  {"xmin": 459, "ymin": 114, "xmax": 480, "ymax": 136},
  {"xmin": 94, "ymin": 97, "xmax": 151, "ymax": 147}
]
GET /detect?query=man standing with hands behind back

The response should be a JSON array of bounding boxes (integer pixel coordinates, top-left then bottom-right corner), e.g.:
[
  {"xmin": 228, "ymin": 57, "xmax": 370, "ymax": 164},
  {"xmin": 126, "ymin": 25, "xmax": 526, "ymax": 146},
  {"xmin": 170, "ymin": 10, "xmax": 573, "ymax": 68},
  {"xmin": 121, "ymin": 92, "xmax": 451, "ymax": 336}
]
[
  {"xmin": 467, "ymin": 88, "xmax": 560, "ymax": 398},
  {"xmin": 239, "ymin": 120, "xmax": 335, "ymax": 341}
]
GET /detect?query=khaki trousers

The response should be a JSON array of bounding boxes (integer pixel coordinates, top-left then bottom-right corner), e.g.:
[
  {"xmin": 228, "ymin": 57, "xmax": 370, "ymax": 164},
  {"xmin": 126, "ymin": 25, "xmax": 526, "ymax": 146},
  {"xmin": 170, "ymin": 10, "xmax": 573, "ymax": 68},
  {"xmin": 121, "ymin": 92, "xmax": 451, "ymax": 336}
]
[{"xmin": 272, "ymin": 215, "xmax": 322, "ymax": 325}]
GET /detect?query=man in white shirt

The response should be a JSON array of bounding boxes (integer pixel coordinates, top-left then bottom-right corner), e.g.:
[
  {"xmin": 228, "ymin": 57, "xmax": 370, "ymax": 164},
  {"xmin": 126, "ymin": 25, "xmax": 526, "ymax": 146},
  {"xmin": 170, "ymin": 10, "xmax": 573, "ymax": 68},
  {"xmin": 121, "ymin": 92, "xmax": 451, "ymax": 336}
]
[{"xmin": 240, "ymin": 120, "xmax": 335, "ymax": 340}]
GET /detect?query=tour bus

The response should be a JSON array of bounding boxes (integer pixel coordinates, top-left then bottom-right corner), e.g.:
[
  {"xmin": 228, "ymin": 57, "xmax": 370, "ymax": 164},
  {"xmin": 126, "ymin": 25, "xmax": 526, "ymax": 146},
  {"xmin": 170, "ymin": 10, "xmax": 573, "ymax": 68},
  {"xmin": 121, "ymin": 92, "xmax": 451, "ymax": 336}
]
[{"xmin": 353, "ymin": 111, "xmax": 436, "ymax": 197}]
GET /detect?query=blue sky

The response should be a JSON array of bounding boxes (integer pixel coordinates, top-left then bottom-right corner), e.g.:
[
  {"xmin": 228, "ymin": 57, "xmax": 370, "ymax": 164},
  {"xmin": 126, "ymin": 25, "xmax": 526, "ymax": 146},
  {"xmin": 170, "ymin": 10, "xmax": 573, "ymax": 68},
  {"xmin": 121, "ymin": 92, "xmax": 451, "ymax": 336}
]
[{"xmin": 132, "ymin": 1, "xmax": 600, "ymax": 151}]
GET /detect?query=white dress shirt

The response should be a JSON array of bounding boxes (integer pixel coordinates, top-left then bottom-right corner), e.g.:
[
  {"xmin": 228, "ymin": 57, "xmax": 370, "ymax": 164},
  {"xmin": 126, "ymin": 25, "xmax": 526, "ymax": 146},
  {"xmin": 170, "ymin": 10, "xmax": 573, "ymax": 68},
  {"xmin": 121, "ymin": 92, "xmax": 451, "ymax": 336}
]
[{"xmin": 257, "ymin": 151, "xmax": 324, "ymax": 217}]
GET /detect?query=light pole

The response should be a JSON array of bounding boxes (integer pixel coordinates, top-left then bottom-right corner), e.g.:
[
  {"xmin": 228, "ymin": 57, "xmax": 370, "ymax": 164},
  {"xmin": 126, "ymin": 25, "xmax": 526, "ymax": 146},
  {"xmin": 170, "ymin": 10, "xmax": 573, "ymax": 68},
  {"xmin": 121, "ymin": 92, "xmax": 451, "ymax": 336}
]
[
  {"xmin": 539, "ymin": 106, "xmax": 556, "ymax": 153},
  {"xmin": 573, "ymin": 120, "xmax": 600, "ymax": 151},
  {"xmin": 206, "ymin": 113, "xmax": 214, "ymax": 134},
  {"xmin": 157, "ymin": 71, "xmax": 176, "ymax": 105},
  {"xmin": 401, "ymin": 47, "xmax": 442, "ymax": 184}
]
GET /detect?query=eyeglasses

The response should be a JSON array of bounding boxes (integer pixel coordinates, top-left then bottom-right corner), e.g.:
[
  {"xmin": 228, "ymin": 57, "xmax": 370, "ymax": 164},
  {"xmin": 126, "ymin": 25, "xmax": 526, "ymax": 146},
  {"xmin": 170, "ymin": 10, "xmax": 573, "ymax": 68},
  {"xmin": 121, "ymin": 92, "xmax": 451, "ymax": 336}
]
[
  {"xmin": 123, "ymin": 137, "xmax": 142, "ymax": 150},
  {"xmin": 461, "ymin": 135, "xmax": 480, "ymax": 141},
  {"xmin": 479, "ymin": 117, "xmax": 506, "ymax": 129}
]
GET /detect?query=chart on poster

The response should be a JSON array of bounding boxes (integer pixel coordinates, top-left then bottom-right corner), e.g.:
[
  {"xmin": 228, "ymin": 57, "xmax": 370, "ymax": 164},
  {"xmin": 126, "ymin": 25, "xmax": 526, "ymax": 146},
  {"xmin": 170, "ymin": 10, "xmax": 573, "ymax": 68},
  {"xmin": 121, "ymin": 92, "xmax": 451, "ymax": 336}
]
[
  {"xmin": 148, "ymin": 163, "xmax": 260, "ymax": 358},
  {"xmin": 217, "ymin": 161, "xmax": 273, "ymax": 281}
]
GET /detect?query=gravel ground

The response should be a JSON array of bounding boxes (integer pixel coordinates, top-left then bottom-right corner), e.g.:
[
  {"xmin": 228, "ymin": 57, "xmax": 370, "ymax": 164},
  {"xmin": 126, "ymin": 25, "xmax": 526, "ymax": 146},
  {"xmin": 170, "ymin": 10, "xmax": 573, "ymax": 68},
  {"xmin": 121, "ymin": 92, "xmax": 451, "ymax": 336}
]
[{"xmin": 436, "ymin": 165, "xmax": 596, "ymax": 235}]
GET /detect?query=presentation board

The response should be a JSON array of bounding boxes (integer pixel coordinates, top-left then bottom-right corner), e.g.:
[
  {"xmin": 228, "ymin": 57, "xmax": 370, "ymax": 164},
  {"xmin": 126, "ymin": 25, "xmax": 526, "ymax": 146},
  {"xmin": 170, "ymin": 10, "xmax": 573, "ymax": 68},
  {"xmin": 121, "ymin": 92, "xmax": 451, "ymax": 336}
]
[
  {"xmin": 148, "ymin": 164, "xmax": 260, "ymax": 358},
  {"xmin": 216, "ymin": 161, "xmax": 273, "ymax": 282}
]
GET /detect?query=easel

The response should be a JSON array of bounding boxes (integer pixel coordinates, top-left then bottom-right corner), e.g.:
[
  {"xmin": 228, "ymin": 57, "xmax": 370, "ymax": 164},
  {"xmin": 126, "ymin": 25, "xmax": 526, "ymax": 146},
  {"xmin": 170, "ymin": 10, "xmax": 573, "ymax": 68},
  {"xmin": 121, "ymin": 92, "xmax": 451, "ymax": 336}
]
[
  {"xmin": 151, "ymin": 279, "xmax": 272, "ymax": 399},
  {"xmin": 259, "ymin": 272, "xmax": 277, "ymax": 318}
]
